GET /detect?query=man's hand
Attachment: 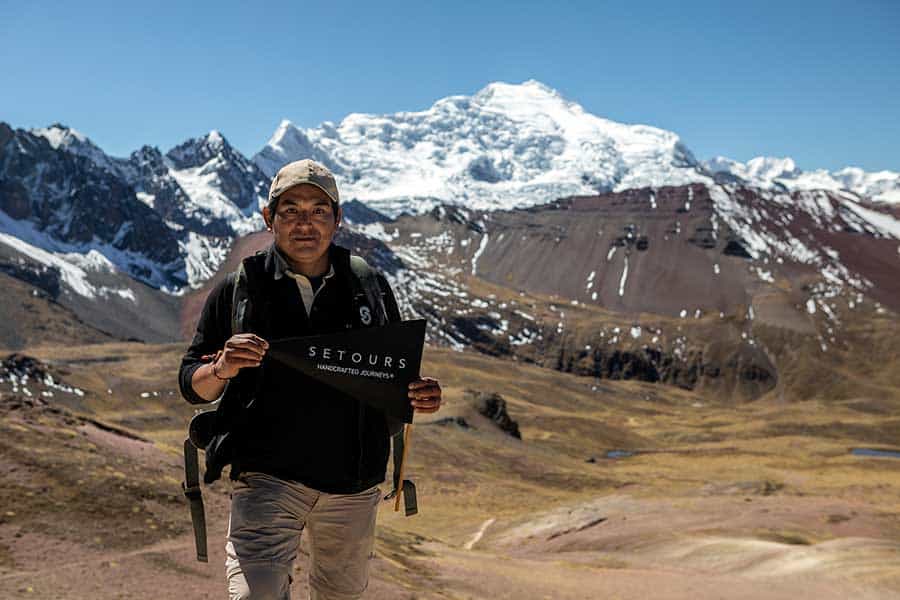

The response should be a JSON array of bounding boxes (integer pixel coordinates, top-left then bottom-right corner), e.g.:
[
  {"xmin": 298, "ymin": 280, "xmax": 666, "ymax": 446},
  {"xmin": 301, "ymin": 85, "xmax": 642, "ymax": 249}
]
[
  {"xmin": 408, "ymin": 376, "xmax": 442, "ymax": 413},
  {"xmin": 214, "ymin": 333, "xmax": 269, "ymax": 379}
]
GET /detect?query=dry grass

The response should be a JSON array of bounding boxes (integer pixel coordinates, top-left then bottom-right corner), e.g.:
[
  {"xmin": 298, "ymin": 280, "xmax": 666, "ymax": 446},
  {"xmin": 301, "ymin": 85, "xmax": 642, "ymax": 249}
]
[{"xmin": 2, "ymin": 324, "xmax": 900, "ymax": 598}]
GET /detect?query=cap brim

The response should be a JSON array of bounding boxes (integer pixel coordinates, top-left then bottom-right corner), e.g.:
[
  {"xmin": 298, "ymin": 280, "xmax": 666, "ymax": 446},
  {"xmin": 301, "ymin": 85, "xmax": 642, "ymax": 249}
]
[{"xmin": 269, "ymin": 181, "xmax": 339, "ymax": 205}]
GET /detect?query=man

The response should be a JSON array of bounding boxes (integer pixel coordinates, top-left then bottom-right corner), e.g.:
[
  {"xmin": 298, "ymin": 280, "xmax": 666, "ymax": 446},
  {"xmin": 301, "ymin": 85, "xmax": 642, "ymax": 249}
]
[{"xmin": 178, "ymin": 159, "xmax": 442, "ymax": 600}]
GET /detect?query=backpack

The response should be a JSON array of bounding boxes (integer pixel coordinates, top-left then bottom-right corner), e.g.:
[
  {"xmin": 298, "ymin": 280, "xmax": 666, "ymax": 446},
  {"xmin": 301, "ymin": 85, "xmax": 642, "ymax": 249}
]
[{"xmin": 182, "ymin": 250, "xmax": 409, "ymax": 562}]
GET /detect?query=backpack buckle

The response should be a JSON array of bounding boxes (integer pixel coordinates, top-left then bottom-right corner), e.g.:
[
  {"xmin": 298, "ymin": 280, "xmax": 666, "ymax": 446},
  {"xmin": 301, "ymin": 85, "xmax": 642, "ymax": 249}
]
[{"xmin": 182, "ymin": 482, "xmax": 202, "ymax": 500}]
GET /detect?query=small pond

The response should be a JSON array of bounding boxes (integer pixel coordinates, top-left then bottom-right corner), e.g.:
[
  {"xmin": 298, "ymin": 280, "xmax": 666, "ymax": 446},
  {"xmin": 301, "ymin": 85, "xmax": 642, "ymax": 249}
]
[
  {"xmin": 851, "ymin": 448, "xmax": 900, "ymax": 459},
  {"xmin": 605, "ymin": 450, "xmax": 636, "ymax": 459}
]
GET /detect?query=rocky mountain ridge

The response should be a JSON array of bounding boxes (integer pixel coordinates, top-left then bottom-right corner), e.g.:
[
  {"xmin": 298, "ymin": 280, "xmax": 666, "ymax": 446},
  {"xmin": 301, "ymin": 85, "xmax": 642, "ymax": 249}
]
[
  {"xmin": 3, "ymin": 80, "xmax": 896, "ymax": 309},
  {"xmin": 169, "ymin": 180, "xmax": 900, "ymax": 402},
  {"xmin": 355, "ymin": 183, "xmax": 899, "ymax": 399},
  {"xmin": 2, "ymin": 82, "xmax": 899, "ymax": 400}
]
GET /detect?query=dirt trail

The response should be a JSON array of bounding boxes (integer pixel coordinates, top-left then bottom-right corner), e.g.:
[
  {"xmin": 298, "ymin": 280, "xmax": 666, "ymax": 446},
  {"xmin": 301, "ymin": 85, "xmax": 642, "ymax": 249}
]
[
  {"xmin": 419, "ymin": 543, "xmax": 900, "ymax": 600},
  {"xmin": 463, "ymin": 518, "xmax": 496, "ymax": 550}
]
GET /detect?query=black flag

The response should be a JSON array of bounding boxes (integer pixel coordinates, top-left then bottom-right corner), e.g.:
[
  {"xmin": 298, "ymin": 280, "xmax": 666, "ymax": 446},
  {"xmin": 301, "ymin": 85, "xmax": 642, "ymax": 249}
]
[{"xmin": 266, "ymin": 319, "xmax": 426, "ymax": 423}]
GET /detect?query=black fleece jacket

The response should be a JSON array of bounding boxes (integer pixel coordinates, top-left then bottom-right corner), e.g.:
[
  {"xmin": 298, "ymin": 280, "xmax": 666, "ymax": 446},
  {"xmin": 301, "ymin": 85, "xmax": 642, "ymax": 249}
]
[{"xmin": 178, "ymin": 242, "xmax": 402, "ymax": 494}]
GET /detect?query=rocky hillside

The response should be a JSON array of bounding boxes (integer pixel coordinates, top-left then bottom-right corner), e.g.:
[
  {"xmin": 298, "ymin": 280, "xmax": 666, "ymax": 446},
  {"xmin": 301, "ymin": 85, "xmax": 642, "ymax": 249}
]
[{"xmin": 171, "ymin": 179, "xmax": 900, "ymax": 403}]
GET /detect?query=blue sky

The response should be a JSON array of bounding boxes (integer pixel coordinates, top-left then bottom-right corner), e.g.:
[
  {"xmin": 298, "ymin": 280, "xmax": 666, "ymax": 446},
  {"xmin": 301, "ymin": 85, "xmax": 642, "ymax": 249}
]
[{"xmin": 2, "ymin": 0, "xmax": 898, "ymax": 171}]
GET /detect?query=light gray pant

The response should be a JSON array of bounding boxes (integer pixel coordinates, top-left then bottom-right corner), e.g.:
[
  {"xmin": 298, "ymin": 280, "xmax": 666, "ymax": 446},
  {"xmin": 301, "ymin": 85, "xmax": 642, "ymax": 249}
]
[{"xmin": 225, "ymin": 471, "xmax": 381, "ymax": 600}]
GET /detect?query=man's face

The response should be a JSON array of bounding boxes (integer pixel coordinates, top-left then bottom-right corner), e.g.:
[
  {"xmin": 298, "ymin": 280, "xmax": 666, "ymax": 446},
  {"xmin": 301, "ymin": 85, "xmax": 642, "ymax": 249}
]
[{"xmin": 263, "ymin": 183, "xmax": 341, "ymax": 270}]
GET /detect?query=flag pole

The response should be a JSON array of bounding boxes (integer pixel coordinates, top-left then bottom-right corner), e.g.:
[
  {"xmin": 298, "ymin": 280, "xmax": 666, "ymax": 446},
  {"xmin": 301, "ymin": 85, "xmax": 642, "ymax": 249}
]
[{"xmin": 394, "ymin": 422, "xmax": 413, "ymax": 512}]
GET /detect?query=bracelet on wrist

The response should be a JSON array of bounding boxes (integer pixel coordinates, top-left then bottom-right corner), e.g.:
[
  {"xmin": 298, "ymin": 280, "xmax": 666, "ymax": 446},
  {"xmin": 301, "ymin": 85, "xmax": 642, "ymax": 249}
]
[{"xmin": 211, "ymin": 361, "xmax": 232, "ymax": 381}]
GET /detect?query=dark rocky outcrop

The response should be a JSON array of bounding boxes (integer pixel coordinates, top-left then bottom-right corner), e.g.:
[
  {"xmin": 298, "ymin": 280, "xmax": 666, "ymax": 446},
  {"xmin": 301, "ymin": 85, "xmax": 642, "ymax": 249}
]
[
  {"xmin": 723, "ymin": 238, "xmax": 753, "ymax": 258},
  {"xmin": 467, "ymin": 389, "xmax": 521, "ymax": 439},
  {"xmin": 334, "ymin": 229, "xmax": 405, "ymax": 275},
  {"xmin": 430, "ymin": 416, "xmax": 471, "ymax": 429},
  {"xmin": 548, "ymin": 337, "xmax": 775, "ymax": 397},
  {"xmin": 557, "ymin": 347, "xmax": 662, "ymax": 383},
  {"xmin": 341, "ymin": 199, "xmax": 393, "ymax": 225},
  {"xmin": 429, "ymin": 203, "xmax": 486, "ymax": 233},
  {"xmin": 449, "ymin": 316, "xmax": 509, "ymax": 356},
  {"xmin": 124, "ymin": 146, "xmax": 231, "ymax": 237},
  {"xmin": 2, "ymin": 353, "xmax": 51, "ymax": 382},
  {"xmin": 0, "ymin": 258, "xmax": 61, "ymax": 299}
]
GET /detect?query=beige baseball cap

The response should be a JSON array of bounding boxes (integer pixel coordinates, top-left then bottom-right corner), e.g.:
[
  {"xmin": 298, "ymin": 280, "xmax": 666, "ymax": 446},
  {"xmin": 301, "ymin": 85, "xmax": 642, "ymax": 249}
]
[{"xmin": 268, "ymin": 159, "xmax": 340, "ymax": 206}]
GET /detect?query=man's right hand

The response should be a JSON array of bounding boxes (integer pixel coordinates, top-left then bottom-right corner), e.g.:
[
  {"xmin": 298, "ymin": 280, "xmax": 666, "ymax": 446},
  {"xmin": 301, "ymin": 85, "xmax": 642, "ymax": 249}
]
[{"xmin": 214, "ymin": 333, "xmax": 269, "ymax": 379}]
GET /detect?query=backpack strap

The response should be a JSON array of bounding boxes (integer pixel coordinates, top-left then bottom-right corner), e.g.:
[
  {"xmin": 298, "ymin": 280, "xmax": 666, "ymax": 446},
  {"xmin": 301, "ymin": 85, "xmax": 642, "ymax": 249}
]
[
  {"xmin": 231, "ymin": 250, "xmax": 270, "ymax": 334},
  {"xmin": 349, "ymin": 255, "xmax": 388, "ymax": 327},
  {"xmin": 183, "ymin": 253, "xmax": 267, "ymax": 562},
  {"xmin": 182, "ymin": 438, "xmax": 207, "ymax": 562},
  {"xmin": 229, "ymin": 253, "xmax": 269, "ymax": 410},
  {"xmin": 232, "ymin": 262, "xmax": 249, "ymax": 334}
]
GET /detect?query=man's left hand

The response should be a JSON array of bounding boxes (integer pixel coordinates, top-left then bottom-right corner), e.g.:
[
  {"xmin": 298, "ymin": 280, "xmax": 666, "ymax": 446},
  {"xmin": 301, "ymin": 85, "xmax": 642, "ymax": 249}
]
[{"xmin": 409, "ymin": 377, "xmax": 442, "ymax": 413}]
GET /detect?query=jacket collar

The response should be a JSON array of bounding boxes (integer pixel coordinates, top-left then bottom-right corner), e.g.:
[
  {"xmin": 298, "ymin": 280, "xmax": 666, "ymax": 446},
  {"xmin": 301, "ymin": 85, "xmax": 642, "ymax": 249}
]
[{"xmin": 264, "ymin": 242, "xmax": 351, "ymax": 280}]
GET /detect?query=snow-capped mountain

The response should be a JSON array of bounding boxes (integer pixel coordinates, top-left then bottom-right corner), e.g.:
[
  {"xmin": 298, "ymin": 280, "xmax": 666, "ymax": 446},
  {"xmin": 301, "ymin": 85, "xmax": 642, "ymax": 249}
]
[
  {"xmin": 33, "ymin": 124, "xmax": 266, "ymax": 238},
  {"xmin": 30, "ymin": 123, "xmax": 123, "ymax": 176},
  {"xmin": 3, "ymin": 79, "xmax": 899, "ymax": 352},
  {"xmin": 0, "ymin": 121, "xmax": 274, "ymax": 341},
  {"xmin": 164, "ymin": 130, "xmax": 269, "ymax": 230},
  {"xmin": 23, "ymin": 123, "xmax": 268, "ymax": 289},
  {"xmin": 254, "ymin": 80, "xmax": 712, "ymax": 216},
  {"xmin": 703, "ymin": 156, "xmax": 900, "ymax": 204},
  {"xmin": 0, "ymin": 123, "xmax": 184, "ymax": 289},
  {"xmin": 256, "ymin": 80, "xmax": 898, "ymax": 215}
]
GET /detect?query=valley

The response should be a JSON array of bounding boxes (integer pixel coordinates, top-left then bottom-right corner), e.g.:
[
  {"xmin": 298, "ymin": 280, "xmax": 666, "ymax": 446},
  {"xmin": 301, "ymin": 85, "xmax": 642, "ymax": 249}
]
[
  {"xmin": 1, "ymin": 78, "xmax": 899, "ymax": 599},
  {"xmin": 1, "ymin": 339, "xmax": 899, "ymax": 598}
]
